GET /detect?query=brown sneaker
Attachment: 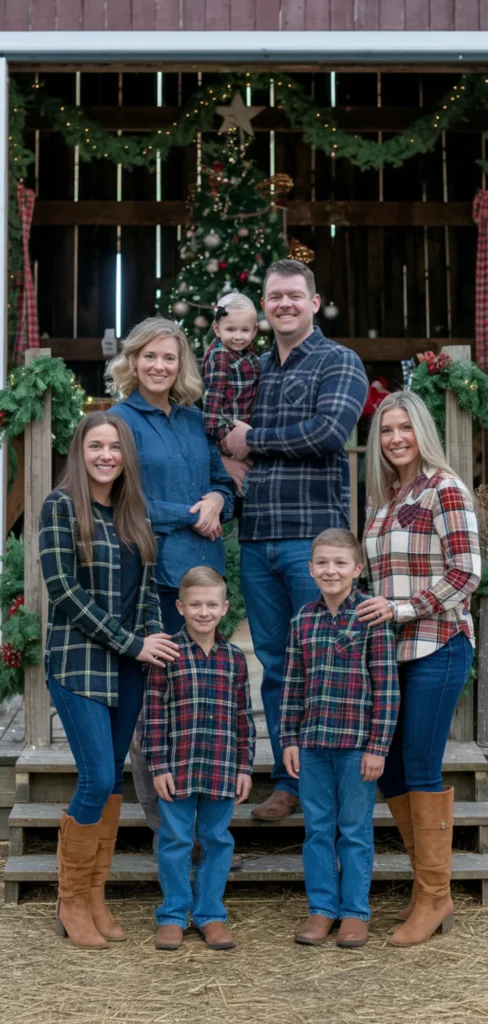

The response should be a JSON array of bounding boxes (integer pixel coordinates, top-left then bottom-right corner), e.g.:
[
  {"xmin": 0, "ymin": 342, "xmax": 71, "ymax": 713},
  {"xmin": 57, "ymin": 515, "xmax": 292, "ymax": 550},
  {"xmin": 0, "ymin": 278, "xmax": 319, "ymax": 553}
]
[
  {"xmin": 251, "ymin": 791, "xmax": 300, "ymax": 821},
  {"xmin": 155, "ymin": 924, "xmax": 184, "ymax": 950},
  {"xmin": 336, "ymin": 918, "xmax": 369, "ymax": 948},
  {"xmin": 199, "ymin": 921, "xmax": 236, "ymax": 950},
  {"xmin": 295, "ymin": 915, "xmax": 336, "ymax": 946}
]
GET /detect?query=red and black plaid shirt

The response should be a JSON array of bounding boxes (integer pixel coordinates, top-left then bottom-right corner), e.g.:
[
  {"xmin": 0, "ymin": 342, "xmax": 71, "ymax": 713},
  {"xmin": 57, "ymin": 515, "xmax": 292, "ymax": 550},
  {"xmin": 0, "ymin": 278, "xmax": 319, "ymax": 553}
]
[
  {"xmin": 202, "ymin": 339, "xmax": 261, "ymax": 444},
  {"xmin": 142, "ymin": 627, "xmax": 256, "ymax": 799},
  {"xmin": 280, "ymin": 589, "xmax": 399, "ymax": 757}
]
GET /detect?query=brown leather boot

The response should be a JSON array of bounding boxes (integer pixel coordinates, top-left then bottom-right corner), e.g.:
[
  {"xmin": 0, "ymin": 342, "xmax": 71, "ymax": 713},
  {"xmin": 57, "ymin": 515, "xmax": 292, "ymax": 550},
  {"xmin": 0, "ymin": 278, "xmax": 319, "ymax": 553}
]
[
  {"xmin": 155, "ymin": 924, "xmax": 184, "ymax": 950},
  {"xmin": 89, "ymin": 794, "xmax": 126, "ymax": 941},
  {"xmin": 336, "ymin": 918, "xmax": 369, "ymax": 948},
  {"xmin": 199, "ymin": 921, "xmax": 236, "ymax": 949},
  {"xmin": 56, "ymin": 811, "xmax": 109, "ymax": 949},
  {"xmin": 251, "ymin": 791, "xmax": 300, "ymax": 821},
  {"xmin": 390, "ymin": 787, "xmax": 454, "ymax": 947},
  {"xmin": 295, "ymin": 915, "xmax": 335, "ymax": 946},
  {"xmin": 386, "ymin": 793, "xmax": 416, "ymax": 921}
]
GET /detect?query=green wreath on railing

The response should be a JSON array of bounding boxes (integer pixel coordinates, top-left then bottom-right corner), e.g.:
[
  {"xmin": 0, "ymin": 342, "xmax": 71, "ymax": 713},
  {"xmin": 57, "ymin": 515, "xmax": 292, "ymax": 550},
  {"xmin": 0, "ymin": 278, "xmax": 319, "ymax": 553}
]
[
  {"xmin": 0, "ymin": 355, "xmax": 86, "ymax": 456},
  {"xmin": 410, "ymin": 351, "xmax": 488, "ymax": 438}
]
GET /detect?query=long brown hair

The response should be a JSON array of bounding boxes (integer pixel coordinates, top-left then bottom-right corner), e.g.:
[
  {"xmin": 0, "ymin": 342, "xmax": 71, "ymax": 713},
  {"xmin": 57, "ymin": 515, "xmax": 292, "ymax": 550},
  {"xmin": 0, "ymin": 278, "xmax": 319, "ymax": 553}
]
[{"xmin": 57, "ymin": 412, "xmax": 157, "ymax": 565}]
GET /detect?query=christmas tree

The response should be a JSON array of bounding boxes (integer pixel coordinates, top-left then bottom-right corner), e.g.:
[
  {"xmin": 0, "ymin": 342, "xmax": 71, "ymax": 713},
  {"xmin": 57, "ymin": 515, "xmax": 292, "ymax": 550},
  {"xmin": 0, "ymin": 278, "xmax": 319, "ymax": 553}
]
[{"xmin": 159, "ymin": 131, "xmax": 292, "ymax": 354}]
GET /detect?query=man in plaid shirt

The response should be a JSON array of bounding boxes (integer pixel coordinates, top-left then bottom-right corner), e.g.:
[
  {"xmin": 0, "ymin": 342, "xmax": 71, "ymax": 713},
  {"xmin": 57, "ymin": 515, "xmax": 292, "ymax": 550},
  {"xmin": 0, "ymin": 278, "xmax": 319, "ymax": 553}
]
[
  {"xmin": 280, "ymin": 529, "xmax": 399, "ymax": 949},
  {"xmin": 224, "ymin": 260, "xmax": 369, "ymax": 821},
  {"xmin": 142, "ymin": 566, "xmax": 255, "ymax": 952}
]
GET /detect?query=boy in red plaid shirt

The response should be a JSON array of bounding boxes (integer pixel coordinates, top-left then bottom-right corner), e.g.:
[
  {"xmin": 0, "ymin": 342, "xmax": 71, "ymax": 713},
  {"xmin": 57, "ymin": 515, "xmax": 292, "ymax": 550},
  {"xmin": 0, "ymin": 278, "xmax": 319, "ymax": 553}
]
[
  {"xmin": 142, "ymin": 566, "xmax": 255, "ymax": 952},
  {"xmin": 280, "ymin": 528, "xmax": 399, "ymax": 950},
  {"xmin": 202, "ymin": 293, "xmax": 260, "ymax": 493}
]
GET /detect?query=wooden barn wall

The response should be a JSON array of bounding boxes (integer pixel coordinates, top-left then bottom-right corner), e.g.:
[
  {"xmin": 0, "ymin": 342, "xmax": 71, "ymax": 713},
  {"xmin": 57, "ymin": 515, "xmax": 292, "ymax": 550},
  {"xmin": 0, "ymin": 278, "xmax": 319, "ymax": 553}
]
[{"xmin": 1, "ymin": 0, "xmax": 488, "ymax": 32}]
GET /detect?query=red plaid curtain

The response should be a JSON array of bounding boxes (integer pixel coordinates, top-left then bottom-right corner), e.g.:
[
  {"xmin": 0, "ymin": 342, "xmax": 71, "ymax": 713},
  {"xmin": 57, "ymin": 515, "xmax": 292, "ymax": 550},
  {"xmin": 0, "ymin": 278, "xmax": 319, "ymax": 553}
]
[
  {"xmin": 473, "ymin": 189, "xmax": 488, "ymax": 371},
  {"xmin": 12, "ymin": 183, "xmax": 40, "ymax": 364}
]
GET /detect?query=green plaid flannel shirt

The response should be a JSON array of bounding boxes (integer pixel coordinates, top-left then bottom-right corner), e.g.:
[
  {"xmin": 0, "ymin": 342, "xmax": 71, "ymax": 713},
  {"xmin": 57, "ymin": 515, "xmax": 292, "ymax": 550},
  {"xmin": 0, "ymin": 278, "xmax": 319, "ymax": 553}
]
[{"xmin": 39, "ymin": 489, "xmax": 162, "ymax": 706}]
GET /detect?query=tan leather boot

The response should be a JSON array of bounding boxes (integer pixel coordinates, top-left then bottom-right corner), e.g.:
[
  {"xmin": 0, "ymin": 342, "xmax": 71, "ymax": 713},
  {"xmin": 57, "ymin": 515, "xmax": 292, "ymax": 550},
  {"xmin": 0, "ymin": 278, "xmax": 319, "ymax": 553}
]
[
  {"xmin": 390, "ymin": 787, "xmax": 454, "ymax": 947},
  {"xmin": 386, "ymin": 793, "xmax": 416, "ymax": 921},
  {"xmin": 89, "ymin": 794, "xmax": 126, "ymax": 941},
  {"xmin": 295, "ymin": 915, "xmax": 335, "ymax": 946},
  {"xmin": 56, "ymin": 812, "xmax": 109, "ymax": 949},
  {"xmin": 155, "ymin": 924, "xmax": 184, "ymax": 950},
  {"xmin": 199, "ymin": 921, "xmax": 236, "ymax": 949}
]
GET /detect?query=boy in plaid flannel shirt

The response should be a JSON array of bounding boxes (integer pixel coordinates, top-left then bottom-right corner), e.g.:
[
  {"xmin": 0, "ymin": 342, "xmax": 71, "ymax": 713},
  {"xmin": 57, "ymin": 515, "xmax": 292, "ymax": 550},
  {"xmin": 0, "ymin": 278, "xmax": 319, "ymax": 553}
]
[
  {"xmin": 142, "ymin": 566, "xmax": 256, "ymax": 952},
  {"xmin": 280, "ymin": 528, "xmax": 399, "ymax": 950},
  {"xmin": 202, "ymin": 293, "xmax": 260, "ymax": 493}
]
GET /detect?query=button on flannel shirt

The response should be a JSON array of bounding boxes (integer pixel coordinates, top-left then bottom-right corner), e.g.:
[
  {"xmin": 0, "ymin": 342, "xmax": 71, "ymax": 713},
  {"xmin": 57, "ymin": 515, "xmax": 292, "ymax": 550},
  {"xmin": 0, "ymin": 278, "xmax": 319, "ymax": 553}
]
[
  {"xmin": 201, "ymin": 339, "xmax": 261, "ymax": 444},
  {"xmin": 39, "ymin": 490, "xmax": 162, "ymax": 706},
  {"xmin": 363, "ymin": 468, "xmax": 481, "ymax": 662},
  {"xmin": 142, "ymin": 628, "xmax": 256, "ymax": 799},
  {"xmin": 240, "ymin": 327, "xmax": 369, "ymax": 541},
  {"xmin": 280, "ymin": 589, "xmax": 400, "ymax": 757}
]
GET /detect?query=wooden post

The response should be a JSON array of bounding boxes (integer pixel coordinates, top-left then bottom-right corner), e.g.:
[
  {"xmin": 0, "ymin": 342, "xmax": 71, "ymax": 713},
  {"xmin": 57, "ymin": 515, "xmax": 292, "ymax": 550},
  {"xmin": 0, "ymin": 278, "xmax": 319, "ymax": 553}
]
[
  {"xmin": 24, "ymin": 348, "xmax": 52, "ymax": 748},
  {"xmin": 443, "ymin": 345, "xmax": 475, "ymax": 742}
]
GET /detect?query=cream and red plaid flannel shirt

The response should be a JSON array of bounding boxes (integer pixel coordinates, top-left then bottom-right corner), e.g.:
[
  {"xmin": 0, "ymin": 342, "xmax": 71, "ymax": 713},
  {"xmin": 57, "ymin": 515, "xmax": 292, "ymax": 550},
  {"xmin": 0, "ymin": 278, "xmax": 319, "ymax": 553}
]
[{"xmin": 363, "ymin": 468, "xmax": 481, "ymax": 663}]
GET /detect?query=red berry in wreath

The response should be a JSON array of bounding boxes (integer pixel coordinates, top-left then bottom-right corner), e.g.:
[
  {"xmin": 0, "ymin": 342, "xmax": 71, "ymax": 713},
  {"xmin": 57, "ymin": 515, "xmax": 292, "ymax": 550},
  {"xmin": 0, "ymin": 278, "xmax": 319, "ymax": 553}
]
[
  {"xmin": 219, "ymin": 261, "xmax": 228, "ymax": 270},
  {"xmin": 2, "ymin": 643, "xmax": 22, "ymax": 668},
  {"xmin": 8, "ymin": 595, "xmax": 24, "ymax": 617}
]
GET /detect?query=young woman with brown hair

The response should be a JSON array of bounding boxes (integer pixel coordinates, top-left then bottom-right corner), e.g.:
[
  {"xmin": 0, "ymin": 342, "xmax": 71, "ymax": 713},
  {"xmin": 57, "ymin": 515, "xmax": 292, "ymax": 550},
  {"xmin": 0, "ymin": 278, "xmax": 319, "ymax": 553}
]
[{"xmin": 40, "ymin": 412, "xmax": 174, "ymax": 950}]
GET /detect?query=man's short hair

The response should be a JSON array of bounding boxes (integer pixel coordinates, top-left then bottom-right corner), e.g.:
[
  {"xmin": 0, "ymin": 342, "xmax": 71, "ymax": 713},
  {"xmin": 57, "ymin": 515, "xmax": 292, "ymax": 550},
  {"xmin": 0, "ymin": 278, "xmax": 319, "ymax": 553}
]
[
  {"xmin": 311, "ymin": 528, "xmax": 363, "ymax": 566},
  {"xmin": 263, "ymin": 259, "xmax": 317, "ymax": 299},
  {"xmin": 178, "ymin": 566, "xmax": 227, "ymax": 598}
]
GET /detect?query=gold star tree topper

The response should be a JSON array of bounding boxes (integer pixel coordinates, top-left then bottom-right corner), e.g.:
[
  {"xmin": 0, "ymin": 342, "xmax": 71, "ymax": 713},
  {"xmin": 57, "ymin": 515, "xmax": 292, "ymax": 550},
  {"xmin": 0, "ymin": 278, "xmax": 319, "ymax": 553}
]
[{"xmin": 216, "ymin": 92, "xmax": 265, "ymax": 136}]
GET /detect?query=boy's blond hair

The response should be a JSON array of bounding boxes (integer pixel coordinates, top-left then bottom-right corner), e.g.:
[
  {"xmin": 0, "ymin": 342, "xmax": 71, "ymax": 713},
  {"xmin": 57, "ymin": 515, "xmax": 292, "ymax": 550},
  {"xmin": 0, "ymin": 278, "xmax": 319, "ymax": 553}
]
[
  {"xmin": 311, "ymin": 528, "xmax": 363, "ymax": 566},
  {"xmin": 178, "ymin": 566, "xmax": 227, "ymax": 598}
]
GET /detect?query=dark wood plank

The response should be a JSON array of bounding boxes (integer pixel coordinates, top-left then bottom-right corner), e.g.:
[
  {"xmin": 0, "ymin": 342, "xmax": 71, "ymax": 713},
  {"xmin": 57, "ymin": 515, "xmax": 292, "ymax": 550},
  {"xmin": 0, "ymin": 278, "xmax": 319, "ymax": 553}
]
[
  {"xmin": 132, "ymin": 0, "xmax": 156, "ymax": 29},
  {"xmin": 30, "ymin": 0, "xmax": 56, "ymax": 30},
  {"xmin": 82, "ymin": 0, "xmax": 106, "ymax": 29},
  {"xmin": 230, "ymin": 0, "xmax": 255, "ymax": 29},
  {"xmin": 405, "ymin": 0, "xmax": 429, "ymax": 29},
  {"xmin": 430, "ymin": 0, "xmax": 455, "ymax": 29},
  {"xmin": 282, "ymin": 0, "xmax": 306, "ymax": 29},
  {"xmin": 455, "ymin": 0, "xmax": 480, "ymax": 28},
  {"xmin": 379, "ymin": 0, "xmax": 405, "ymax": 28},
  {"xmin": 353, "ymin": 0, "xmax": 379, "ymax": 28},
  {"xmin": 206, "ymin": 0, "xmax": 231, "ymax": 30},
  {"xmin": 31, "ymin": 200, "xmax": 476, "ymax": 228},
  {"xmin": 155, "ymin": 0, "xmax": 180, "ymax": 28},
  {"xmin": 305, "ymin": 0, "xmax": 330, "ymax": 28},
  {"xmin": 330, "ymin": 0, "xmax": 355, "ymax": 29},
  {"xmin": 256, "ymin": 0, "xmax": 280, "ymax": 28},
  {"xmin": 57, "ymin": 0, "xmax": 82, "ymax": 30},
  {"xmin": 183, "ymin": 0, "xmax": 205, "ymax": 29}
]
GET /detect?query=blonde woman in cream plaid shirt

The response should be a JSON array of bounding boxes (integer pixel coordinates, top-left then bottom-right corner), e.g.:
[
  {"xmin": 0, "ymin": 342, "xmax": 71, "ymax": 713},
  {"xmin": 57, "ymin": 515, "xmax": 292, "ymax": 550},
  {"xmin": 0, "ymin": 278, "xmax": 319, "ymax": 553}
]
[{"xmin": 359, "ymin": 391, "xmax": 480, "ymax": 950}]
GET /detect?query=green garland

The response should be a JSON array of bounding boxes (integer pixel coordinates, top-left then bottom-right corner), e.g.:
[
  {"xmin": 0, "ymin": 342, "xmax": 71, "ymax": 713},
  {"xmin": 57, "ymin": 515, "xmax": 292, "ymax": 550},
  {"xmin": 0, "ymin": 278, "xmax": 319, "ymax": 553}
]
[
  {"xmin": 0, "ymin": 355, "xmax": 86, "ymax": 454},
  {"xmin": 410, "ymin": 351, "xmax": 488, "ymax": 438},
  {"xmin": 0, "ymin": 536, "xmax": 41, "ymax": 702}
]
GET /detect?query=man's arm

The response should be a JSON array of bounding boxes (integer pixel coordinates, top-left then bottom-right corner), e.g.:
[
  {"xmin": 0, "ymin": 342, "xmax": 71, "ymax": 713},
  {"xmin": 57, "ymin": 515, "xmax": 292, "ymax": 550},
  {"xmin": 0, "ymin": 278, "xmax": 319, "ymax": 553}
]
[{"xmin": 246, "ymin": 349, "xmax": 368, "ymax": 459}]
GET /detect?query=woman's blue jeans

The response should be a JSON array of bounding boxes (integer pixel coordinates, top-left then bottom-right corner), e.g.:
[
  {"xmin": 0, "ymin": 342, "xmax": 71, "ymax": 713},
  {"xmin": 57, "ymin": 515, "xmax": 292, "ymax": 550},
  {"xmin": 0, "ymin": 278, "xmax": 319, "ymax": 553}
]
[
  {"xmin": 298, "ymin": 747, "xmax": 377, "ymax": 921},
  {"xmin": 155, "ymin": 794, "xmax": 235, "ymax": 929},
  {"xmin": 380, "ymin": 632, "xmax": 473, "ymax": 798},
  {"xmin": 49, "ymin": 657, "xmax": 144, "ymax": 824}
]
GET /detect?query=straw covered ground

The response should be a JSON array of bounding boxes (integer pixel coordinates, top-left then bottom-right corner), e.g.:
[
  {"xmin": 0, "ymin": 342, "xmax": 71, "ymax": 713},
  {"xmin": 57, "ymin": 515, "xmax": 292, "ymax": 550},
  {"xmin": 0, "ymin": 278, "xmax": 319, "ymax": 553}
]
[{"xmin": 1, "ymin": 845, "xmax": 488, "ymax": 1024}]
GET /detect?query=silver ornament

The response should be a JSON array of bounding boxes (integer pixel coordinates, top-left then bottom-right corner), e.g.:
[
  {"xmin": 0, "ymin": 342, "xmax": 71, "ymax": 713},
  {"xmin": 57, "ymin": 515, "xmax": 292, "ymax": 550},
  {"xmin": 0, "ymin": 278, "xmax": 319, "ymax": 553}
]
[
  {"xmin": 172, "ymin": 300, "xmax": 190, "ymax": 317},
  {"xmin": 257, "ymin": 318, "xmax": 271, "ymax": 332},
  {"xmin": 323, "ymin": 301, "xmax": 340, "ymax": 320},
  {"xmin": 178, "ymin": 281, "xmax": 189, "ymax": 293},
  {"xmin": 207, "ymin": 259, "xmax": 219, "ymax": 273},
  {"xmin": 203, "ymin": 231, "xmax": 221, "ymax": 249},
  {"xmin": 194, "ymin": 315, "xmax": 209, "ymax": 329},
  {"xmin": 237, "ymin": 226, "xmax": 249, "ymax": 238}
]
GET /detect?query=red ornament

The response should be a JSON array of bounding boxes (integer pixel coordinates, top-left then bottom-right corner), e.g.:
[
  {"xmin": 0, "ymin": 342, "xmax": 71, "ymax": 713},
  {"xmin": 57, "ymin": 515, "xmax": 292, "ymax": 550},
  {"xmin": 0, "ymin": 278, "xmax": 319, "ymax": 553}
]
[
  {"xmin": 8, "ymin": 595, "xmax": 24, "ymax": 617},
  {"xmin": 239, "ymin": 271, "xmax": 249, "ymax": 283},
  {"xmin": 213, "ymin": 162, "xmax": 223, "ymax": 171},
  {"xmin": 1, "ymin": 643, "xmax": 22, "ymax": 668},
  {"xmin": 435, "ymin": 353, "xmax": 453, "ymax": 373},
  {"xmin": 219, "ymin": 261, "xmax": 228, "ymax": 270},
  {"xmin": 0, "ymin": 411, "xmax": 5, "ymax": 427}
]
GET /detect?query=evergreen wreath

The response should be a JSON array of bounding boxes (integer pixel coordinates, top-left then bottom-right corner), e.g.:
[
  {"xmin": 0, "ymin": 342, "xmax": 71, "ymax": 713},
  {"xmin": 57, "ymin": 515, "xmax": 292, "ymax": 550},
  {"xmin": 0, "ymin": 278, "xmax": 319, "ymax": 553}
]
[
  {"xmin": 0, "ymin": 355, "xmax": 86, "ymax": 455},
  {"xmin": 410, "ymin": 351, "xmax": 488, "ymax": 438},
  {"xmin": 0, "ymin": 536, "xmax": 42, "ymax": 702}
]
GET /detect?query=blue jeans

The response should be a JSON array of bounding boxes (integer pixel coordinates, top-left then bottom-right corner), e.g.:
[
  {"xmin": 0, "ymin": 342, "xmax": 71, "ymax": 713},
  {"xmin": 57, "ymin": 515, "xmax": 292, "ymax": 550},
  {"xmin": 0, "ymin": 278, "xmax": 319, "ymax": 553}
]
[
  {"xmin": 298, "ymin": 747, "xmax": 377, "ymax": 921},
  {"xmin": 155, "ymin": 794, "xmax": 235, "ymax": 928},
  {"xmin": 240, "ymin": 539, "xmax": 319, "ymax": 796},
  {"xmin": 49, "ymin": 658, "xmax": 144, "ymax": 825},
  {"xmin": 380, "ymin": 632, "xmax": 473, "ymax": 798}
]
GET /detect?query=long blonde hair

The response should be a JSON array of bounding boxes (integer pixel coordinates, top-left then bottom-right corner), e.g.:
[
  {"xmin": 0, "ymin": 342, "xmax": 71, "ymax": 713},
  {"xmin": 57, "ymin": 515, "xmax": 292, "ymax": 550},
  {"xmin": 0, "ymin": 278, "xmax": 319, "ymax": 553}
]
[
  {"xmin": 366, "ymin": 391, "xmax": 456, "ymax": 507},
  {"xmin": 106, "ymin": 316, "xmax": 204, "ymax": 405},
  {"xmin": 57, "ymin": 412, "xmax": 157, "ymax": 565}
]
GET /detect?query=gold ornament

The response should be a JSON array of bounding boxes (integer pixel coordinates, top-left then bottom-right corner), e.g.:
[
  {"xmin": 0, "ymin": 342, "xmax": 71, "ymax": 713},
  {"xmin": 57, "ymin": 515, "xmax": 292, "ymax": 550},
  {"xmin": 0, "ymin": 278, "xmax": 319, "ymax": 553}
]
[
  {"xmin": 288, "ymin": 237, "xmax": 315, "ymax": 264},
  {"xmin": 216, "ymin": 93, "xmax": 265, "ymax": 137},
  {"xmin": 257, "ymin": 173, "xmax": 294, "ymax": 198}
]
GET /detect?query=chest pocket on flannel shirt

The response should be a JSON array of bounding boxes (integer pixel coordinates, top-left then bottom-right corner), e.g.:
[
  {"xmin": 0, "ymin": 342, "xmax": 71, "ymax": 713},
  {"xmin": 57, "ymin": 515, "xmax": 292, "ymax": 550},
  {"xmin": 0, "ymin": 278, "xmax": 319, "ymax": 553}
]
[
  {"xmin": 335, "ymin": 632, "xmax": 364, "ymax": 661},
  {"xmin": 283, "ymin": 375, "xmax": 309, "ymax": 408},
  {"xmin": 396, "ymin": 503, "xmax": 433, "ymax": 532}
]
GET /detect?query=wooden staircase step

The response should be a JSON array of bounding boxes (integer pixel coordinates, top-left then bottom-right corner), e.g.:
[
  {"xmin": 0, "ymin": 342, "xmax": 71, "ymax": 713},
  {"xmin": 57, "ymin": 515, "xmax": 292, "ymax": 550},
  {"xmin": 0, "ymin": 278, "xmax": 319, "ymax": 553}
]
[
  {"xmin": 6, "ymin": 851, "xmax": 488, "ymax": 887},
  {"xmin": 9, "ymin": 799, "xmax": 488, "ymax": 830},
  {"xmin": 14, "ymin": 739, "xmax": 488, "ymax": 775}
]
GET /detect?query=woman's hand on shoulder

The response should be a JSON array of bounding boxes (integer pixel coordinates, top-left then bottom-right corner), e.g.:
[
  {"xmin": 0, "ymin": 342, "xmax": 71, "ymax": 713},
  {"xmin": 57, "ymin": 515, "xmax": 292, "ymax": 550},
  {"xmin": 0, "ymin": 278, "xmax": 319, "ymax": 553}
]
[
  {"xmin": 136, "ymin": 633, "xmax": 180, "ymax": 665},
  {"xmin": 190, "ymin": 491, "xmax": 224, "ymax": 541},
  {"xmin": 356, "ymin": 596, "xmax": 394, "ymax": 627}
]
